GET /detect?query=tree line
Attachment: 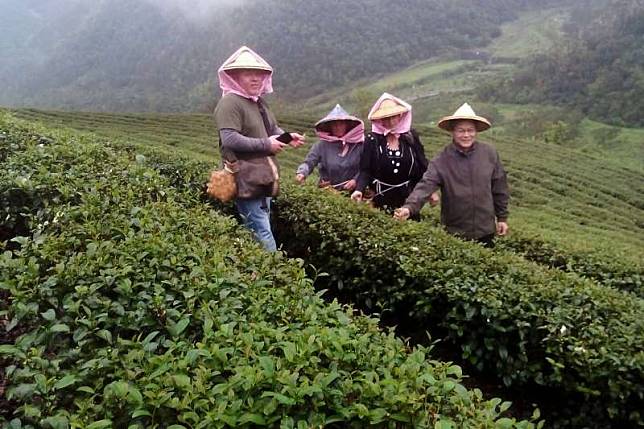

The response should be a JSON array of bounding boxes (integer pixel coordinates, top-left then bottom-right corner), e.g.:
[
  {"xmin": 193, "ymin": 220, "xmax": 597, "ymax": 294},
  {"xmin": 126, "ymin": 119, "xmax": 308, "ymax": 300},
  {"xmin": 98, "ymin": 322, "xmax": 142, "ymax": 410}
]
[
  {"xmin": 478, "ymin": 0, "xmax": 644, "ymax": 127},
  {"xmin": 1, "ymin": 0, "xmax": 563, "ymax": 112}
]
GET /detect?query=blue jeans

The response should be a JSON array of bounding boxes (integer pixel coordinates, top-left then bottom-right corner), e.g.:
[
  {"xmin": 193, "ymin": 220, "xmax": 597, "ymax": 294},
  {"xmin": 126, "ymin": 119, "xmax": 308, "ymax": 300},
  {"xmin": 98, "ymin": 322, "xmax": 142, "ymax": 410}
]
[{"xmin": 235, "ymin": 197, "xmax": 277, "ymax": 251}]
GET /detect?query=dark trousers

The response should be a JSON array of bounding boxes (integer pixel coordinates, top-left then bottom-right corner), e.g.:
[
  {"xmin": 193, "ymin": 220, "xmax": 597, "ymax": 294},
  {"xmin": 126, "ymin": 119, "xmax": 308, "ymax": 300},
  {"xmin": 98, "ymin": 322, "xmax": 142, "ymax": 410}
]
[{"xmin": 476, "ymin": 233, "xmax": 495, "ymax": 249}]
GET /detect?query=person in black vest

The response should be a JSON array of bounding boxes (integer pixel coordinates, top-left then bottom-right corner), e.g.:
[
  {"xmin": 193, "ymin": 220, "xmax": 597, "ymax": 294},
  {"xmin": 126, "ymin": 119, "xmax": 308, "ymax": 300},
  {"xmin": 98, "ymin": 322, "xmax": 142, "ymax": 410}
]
[{"xmin": 351, "ymin": 93, "xmax": 434, "ymax": 219}]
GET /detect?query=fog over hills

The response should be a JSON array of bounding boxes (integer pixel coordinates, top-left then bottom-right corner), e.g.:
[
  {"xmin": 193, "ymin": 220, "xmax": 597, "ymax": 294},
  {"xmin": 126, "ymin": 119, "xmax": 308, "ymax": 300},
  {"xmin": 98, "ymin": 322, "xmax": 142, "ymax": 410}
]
[
  {"xmin": 2, "ymin": 0, "xmax": 634, "ymax": 114},
  {"xmin": 0, "ymin": 0, "xmax": 556, "ymax": 111}
]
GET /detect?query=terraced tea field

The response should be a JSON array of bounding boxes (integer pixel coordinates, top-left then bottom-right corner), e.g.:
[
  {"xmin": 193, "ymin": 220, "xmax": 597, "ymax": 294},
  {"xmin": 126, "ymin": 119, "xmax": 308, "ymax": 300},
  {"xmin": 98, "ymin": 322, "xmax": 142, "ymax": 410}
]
[
  {"xmin": 2, "ymin": 109, "xmax": 642, "ymax": 427},
  {"xmin": 4, "ymin": 114, "xmax": 545, "ymax": 428},
  {"xmin": 10, "ymin": 108, "xmax": 643, "ymax": 265}
]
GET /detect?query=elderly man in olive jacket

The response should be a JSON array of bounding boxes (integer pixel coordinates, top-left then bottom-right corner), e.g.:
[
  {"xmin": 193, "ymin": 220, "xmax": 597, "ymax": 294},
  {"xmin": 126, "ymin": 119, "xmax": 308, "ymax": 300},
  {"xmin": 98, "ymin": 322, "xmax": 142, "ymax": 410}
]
[{"xmin": 394, "ymin": 103, "xmax": 509, "ymax": 247}]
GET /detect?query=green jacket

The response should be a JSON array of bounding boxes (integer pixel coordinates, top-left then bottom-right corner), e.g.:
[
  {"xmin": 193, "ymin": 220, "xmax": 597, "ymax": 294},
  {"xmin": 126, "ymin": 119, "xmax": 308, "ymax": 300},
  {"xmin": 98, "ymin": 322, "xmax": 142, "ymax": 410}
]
[
  {"xmin": 403, "ymin": 141, "xmax": 509, "ymax": 239},
  {"xmin": 214, "ymin": 94, "xmax": 281, "ymax": 199}
]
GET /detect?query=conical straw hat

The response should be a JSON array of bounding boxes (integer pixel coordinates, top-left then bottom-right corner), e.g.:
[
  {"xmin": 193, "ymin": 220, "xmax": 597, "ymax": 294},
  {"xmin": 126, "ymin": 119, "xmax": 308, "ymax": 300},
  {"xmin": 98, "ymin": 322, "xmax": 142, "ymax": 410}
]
[
  {"xmin": 220, "ymin": 46, "xmax": 273, "ymax": 72},
  {"xmin": 437, "ymin": 103, "xmax": 491, "ymax": 132},
  {"xmin": 368, "ymin": 98, "xmax": 410, "ymax": 120},
  {"xmin": 315, "ymin": 104, "xmax": 362, "ymax": 132}
]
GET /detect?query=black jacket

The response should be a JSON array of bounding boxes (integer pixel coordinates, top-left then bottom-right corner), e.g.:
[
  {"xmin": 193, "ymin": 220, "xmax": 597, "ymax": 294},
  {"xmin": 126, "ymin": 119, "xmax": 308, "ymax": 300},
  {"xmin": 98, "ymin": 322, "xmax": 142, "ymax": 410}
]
[
  {"xmin": 356, "ymin": 129, "xmax": 428, "ymax": 214},
  {"xmin": 356, "ymin": 129, "xmax": 428, "ymax": 193}
]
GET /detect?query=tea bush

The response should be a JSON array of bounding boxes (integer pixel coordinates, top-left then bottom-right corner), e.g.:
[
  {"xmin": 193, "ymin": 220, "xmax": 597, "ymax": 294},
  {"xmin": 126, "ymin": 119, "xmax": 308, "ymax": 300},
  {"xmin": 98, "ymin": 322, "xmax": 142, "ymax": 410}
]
[
  {"xmin": 272, "ymin": 183, "xmax": 644, "ymax": 427},
  {"xmin": 421, "ymin": 210, "xmax": 644, "ymax": 297},
  {"xmin": 0, "ymin": 116, "xmax": 537, "ymax": 428},
  {"xmin": 496, "ymin": 224, "xmax": 643, "ymax": 297}
]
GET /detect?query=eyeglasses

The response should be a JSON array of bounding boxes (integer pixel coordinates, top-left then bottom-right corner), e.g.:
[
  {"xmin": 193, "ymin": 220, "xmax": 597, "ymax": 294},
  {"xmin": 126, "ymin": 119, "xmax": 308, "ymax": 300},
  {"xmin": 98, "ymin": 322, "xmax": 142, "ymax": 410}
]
[{"xmin": 453, "ymin": 128, "xmax": 476, "ymax": 134}]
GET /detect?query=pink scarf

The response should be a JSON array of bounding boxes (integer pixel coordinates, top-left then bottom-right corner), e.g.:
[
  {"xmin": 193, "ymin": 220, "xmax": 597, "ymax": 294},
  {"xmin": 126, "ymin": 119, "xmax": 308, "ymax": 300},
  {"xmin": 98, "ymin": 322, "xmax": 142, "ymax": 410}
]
[
  {"xmin": 316, "ymin": 124, "xmax": 365, "ymax": 144},
  {"xmin": 368, "ymin": 93, "xmax": 412, "ymax": 136},
  {"xmin": 217, "ymin": 46, "xmax": 274, "ymax": 102}
]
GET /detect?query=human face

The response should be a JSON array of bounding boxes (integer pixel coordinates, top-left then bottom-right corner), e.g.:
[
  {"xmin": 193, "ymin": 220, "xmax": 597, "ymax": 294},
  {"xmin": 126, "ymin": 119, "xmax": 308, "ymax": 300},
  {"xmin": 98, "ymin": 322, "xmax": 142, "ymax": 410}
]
[
  {"xmin": 380, "ymin": 114, "xmax": 402, "ymax": 129},
  {"xmin": 451, "ymin": 120, "xmax": 478, "ymax": 148},
  {"xmin": 229, "ymin": 68, "xmax": 270, "ymax": 96},
  {"xmin": 329, "ymin": 120, "xmax": 349, "ymax": 138}
]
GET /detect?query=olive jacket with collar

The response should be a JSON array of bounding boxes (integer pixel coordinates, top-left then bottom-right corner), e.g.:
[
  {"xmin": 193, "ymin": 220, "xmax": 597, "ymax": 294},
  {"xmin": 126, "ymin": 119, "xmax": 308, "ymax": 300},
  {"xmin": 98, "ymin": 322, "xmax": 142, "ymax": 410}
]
[{"xmin": 403, "ymin": 140, "xmax": 509, "ymax": 239}]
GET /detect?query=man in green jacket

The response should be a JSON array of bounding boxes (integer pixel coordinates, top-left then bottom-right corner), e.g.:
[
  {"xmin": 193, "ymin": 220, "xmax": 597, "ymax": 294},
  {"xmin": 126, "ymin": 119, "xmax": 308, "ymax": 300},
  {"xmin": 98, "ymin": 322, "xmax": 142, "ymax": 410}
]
[
  {"xmin": 394, "ymin": 103, "xmax": 509, "ymax": 247},
  {"xmin": 214, "ymin": 46, "xmax": 305, "ymax": 251}
]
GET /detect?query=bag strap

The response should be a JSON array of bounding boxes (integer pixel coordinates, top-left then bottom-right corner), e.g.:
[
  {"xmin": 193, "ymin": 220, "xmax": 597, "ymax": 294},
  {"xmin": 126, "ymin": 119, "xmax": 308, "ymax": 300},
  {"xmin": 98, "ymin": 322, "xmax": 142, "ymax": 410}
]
[
  {"xmin": 223, "ymin": 162, "xmax": 237, "ymax": 174},
  {"xmin": 256, "ymin": 97, "xmax": 274, "ymax": 136}
]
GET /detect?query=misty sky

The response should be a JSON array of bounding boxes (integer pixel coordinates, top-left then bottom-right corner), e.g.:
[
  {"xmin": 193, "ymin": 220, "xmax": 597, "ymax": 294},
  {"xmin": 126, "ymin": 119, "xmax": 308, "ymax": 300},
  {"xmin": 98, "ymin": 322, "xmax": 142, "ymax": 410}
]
[{"xmin": 142, "ymin": 0, "xmax": 241, "ymax": 20}]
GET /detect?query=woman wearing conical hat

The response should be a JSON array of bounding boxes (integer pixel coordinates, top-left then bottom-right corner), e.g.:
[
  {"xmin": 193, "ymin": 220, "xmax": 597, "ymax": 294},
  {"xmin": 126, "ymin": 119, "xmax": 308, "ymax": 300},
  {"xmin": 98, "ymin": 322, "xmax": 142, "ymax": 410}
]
[
  {"xmin": 214, "ymin": 46, "xmax": 306, "ymax": 251},
  {"xmin": 351, "ymin": 93, "xmax": 429, "ymax": 218},
  {"xmin": 394, "ymin": 103, "xmax": 509, "ymax": 248},
  {"xmin": 295, "ymin": 104, "xmax": 364, "ymax": 191}
]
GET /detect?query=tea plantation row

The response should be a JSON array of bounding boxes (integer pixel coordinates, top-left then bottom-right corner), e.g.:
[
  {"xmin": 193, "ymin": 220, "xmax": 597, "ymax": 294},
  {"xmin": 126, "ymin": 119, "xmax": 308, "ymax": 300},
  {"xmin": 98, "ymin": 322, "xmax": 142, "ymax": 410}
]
[
  {"xmin": 269, "ymin": 184, "xmax": 643, "ymax": 427},
  {"xmin": 71, "ymin": 113, "xmax": 642, "ymax": 427},
  {"xmin": 29, "ymin": 110, "xmax": 640, "ymax": 427},
  {"xmin": 8, "ymin": 108, "xmax": 642, "ymax": 296},
  {"xmin": 0, "ymin": 115, "xmax": 538, "ymax": 428}
]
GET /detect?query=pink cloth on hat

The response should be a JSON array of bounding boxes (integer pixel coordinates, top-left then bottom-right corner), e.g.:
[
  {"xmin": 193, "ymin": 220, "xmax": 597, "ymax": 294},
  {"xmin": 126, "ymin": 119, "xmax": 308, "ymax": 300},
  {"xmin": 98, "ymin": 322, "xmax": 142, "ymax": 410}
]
[
  {"xmin": 217, "ymin": 47, "xmax": 274, "ymax": 102},
  {"xmin": 316, "ymin": 123, "xmax": 365, "ymax": 144},
  {"xmin": 368, "ymin": 93, "xmax": 412, "ymax": 136}
]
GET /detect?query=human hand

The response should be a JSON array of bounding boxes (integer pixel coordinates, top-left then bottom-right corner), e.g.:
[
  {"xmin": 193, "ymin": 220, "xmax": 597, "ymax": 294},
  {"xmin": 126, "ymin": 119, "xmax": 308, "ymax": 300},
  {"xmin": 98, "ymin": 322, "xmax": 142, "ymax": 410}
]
[
  {"xmin": 429, "ymin": 191, "xmax": 440, "ymax": 207},
  {"xmin": 289, "ymin": 132, "xmax": 306, "ymax": 148},
  {"xmin": 393, "ymin": 207, "xmax": 411, "ymax": 221},
  {"xmin": 269, "ymin": 136, "xmax": 288, "ymax": 154},
  {"xmin": 295, "ymin": 173, "xmax": 306, "ymax": 184},
  {"xmin": 350, "ymin": 190, "xmax": 363, "ymax": 201},
  {"xmin": 496, "ymin": 221, "xmax": 509, "ymax": 236},
  {"xmin": 343, "ymin": 179, "xmax": 357, "ymax": 191}
]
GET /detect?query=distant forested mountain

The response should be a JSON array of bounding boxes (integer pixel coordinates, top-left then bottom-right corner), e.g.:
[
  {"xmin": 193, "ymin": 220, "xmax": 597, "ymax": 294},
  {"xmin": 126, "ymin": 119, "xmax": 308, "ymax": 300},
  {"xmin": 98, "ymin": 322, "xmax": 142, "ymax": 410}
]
[
  {"xmin": 1, "ymin": 0, "xmax": 560, "ymax": 112},
  {"xmin": 479, "ymin": 0, "xmax": 644, "ymax": 127}
]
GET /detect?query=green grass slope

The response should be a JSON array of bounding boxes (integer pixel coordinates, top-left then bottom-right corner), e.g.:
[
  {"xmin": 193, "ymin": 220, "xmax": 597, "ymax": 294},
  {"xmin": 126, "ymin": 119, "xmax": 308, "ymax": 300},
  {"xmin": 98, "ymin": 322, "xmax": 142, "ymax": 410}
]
[{"xmin": 485, "ymin": 7, "xmax": 569, "ymax": 59}]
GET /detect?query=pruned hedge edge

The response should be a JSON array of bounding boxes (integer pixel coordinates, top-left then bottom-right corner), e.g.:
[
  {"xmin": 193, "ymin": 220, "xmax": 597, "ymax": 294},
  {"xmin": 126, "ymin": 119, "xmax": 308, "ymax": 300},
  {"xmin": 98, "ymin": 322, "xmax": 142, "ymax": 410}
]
[{"xmin": 495, "ymin": 223, "xmax": 643, "ymax": 297}]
